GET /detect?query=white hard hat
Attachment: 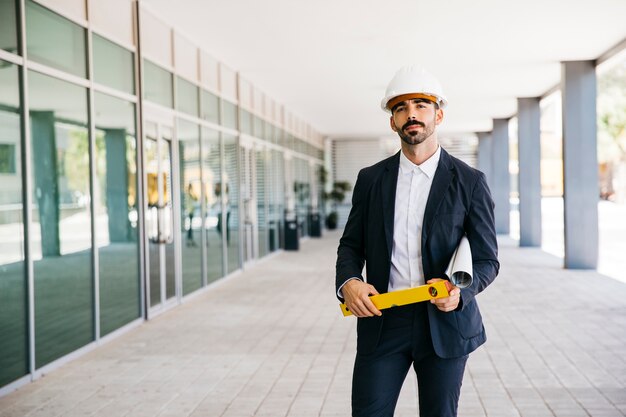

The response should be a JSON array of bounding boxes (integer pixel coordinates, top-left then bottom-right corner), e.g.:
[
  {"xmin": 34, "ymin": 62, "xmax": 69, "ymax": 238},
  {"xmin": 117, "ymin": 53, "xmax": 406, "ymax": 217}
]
[{"xmin": 381, "ymin": 66, "xmax": 448, "ymax": 112}]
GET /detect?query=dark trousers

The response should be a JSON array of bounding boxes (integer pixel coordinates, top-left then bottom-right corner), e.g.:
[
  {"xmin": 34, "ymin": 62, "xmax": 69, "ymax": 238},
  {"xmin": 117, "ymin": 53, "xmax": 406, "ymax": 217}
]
[{"xmin": 352, "ymin": 304, "xmax": 468, "ymax": 417}]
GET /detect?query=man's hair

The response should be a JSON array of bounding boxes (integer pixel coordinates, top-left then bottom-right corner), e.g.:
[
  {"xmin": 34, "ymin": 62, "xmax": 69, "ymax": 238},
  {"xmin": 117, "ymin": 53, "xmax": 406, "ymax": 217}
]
[{"xmin": 390, "ymin": 98, "xmax": 440, "ymax": 114}]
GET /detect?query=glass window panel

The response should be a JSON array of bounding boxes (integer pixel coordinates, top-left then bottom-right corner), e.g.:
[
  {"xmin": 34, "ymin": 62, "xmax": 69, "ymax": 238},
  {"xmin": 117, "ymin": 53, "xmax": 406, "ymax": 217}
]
[
  {"xmin": 0, "ymin": 144, "xmax": 16, "ymax": 173},
  {"xmin": 28, "ymin": 70, "xmax": 92, "ymax": 368},
  {"xmin": 223, "ymin": 133, "xmax": 240, "ymax": 273},
  {"xmin": 0, "ymin": 0, "xmax": 18, "ymax": 54},
  {"xmin": 160, "ymin": 129, "xmax": 176, "ymax": 300},
  {"xmin": 295, "ymin": 158, "xmax": 310, "ymax": 238},
  {"xmin": 26, "ymin": 0, "xmax": 87, "ymax": 78},
  {"xmin": 200, "ymin": 89, "xmax": 219, "ymax": 125},
  {"xmin": 94, "ymin": 92, "xmax": 140, "ymax": 336},
  {"xmin": 256, "ymin": 147, "xmax": 268, "ymax": 257},
  {"xmin": 253, "ymin": 115, "xmax": 264, "ymax": 140},
  {"xmin": 202, "ymin": 127, "xmax": 223, "ymax": 283},
  {"xmin": 0, "ymin": 61, "xmax": 27, "ymax": 387},
  {"xmin": 176, "ymin": 77, "xmax": 199, "ymax": 117},
  {"xmin": 178, "ymin": 118, "xmax": 202, "ymax": 295},
  {"xmin": 271, "ymin": 150, "xmax": 285, "ymax": 250},
  {"xmin": 221, "ymin": 99, "xmax": 237, "ymax": 130},
  {"xmin": 143, "ymin": 59, "xmax": 173, "ymax": 108},
  {"xmin": 239, "ymin": 109, "xmax": 251, "ymax": 135},
  {"xmin": 93, "ymin": 34, "xmax": 135, "ymax": 95}
]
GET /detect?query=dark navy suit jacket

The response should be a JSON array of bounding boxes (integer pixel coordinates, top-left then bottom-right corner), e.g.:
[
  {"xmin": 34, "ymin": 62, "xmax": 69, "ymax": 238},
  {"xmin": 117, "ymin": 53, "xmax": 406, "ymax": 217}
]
[{"xmin": 336, "ymin": 148, "xmax": 499, "ymax": 358}]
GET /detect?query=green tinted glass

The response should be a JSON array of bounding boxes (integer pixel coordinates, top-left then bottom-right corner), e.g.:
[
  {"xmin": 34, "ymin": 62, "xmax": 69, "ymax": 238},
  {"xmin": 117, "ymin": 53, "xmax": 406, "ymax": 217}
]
[
  {"xmin": 202, "ymin": 127, "xmax": 223, "ymax": 282},
  {"xmin": 269, "ymin": 149, "xmax": 285, "ymax": 251},
  {"xmin": 0, "ymin": 0, "xmax": 18, "ymax": 54},
  {"xmin": 94, "ymin": 92, "xmax": 140, "ymax": 336},
  {"xmin": 178, "ymin": 118, "xmax": 202, "ymax": 295},
  {"xmin": 28, "ymin": 70, "xmax": 92, "ymax": 367},
  {"xmin": 143, "ymin": 59, "xmax": 173, "ymax": 108},
  {"xmin": 253, "ymin": 115, "xmax": 265, "ymax": 140},
  {"xmin": 221, "ymin": 100, "xmax": 237, "ymax": 130},
  {"xmin": 201, "ymin": 89, "xmax": 219, "ymax": 124},
  {"xmin": 0, "ymin": 60, "xmax": 27, "ymax": 387},
  {"xmin": 256, "ymin": 147, "xmax": 268, "ymax": 257},
  {"xmin": 93, "ymin": 34, "xmax": 135, "ymax": 94},
  {"xmin": 239, "ymin": 109, "xmax": 251, "ymax": 134},
  {"xmin": 26, "ymin": 0, "xmax": 87, "ymax": 78},
  {"xmin": 223, "ymin": 133, "xmax": 240, "ymax": 272},
  {"xmin": 176, "ymin": 77, "xmax": 199, "ymax": 116}
]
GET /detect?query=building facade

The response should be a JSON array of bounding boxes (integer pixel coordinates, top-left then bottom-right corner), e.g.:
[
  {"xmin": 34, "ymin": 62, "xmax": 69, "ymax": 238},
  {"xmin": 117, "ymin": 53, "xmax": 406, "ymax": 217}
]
[{"xmin": 0, "ymin": 0, "xmax": 325, "ymax": 392}]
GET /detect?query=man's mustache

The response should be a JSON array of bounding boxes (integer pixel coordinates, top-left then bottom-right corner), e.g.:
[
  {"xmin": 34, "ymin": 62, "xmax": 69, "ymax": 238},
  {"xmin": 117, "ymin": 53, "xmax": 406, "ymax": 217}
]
[{"xmin": 402, "ymin": 120, "xmax": 425, "ymax": 130}]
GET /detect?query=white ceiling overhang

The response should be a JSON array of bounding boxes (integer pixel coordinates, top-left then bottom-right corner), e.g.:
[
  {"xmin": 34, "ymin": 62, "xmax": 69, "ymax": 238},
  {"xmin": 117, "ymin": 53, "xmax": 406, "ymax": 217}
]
[{"xmin": 143, "ymin": 0, "xmax": 626, "ymax": 138}]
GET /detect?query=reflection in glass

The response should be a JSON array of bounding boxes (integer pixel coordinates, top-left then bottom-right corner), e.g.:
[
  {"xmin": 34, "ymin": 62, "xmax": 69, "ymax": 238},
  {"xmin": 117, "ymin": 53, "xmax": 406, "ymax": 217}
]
[
  {"xmin": 201, "ymin": 90, "xmax": 219, "ymax": 125},
  {"xmin": 222, "ymin": 100, "xmax": 237, "ymax": 130},
  {"xmin": 177, "ymin": 77, "xmax": 199, "ymax": 117},
  {"xmin": 144, "ymin": 134, "xmax": 160, "ymax": 307},
  {"xmin": 145, "ymin": 125, "xmax": 176, "ymax": 307},
  {"xmin": 239, "ymin": 109, "xmax": 251, "ymax": 135},
  {"xmin": 295, "ymin": 157, "xmax": 310, "ymax": 238},
  {"xmin": 202, "ymin": 127, "xmax": 223, "ymax": 283},
  {"xmin": 240, "ymin": 147, "xmax": 253, "ymax": 263},
  {"xmin": 0, "ymin": 0, "xmax": 18, "ymax": 54},
  {"xmin": 256, "ymin": 147, "xmax": 268, "ymax": 257},
  {"xmin": 269, "ymin": 150, "xmax": 285, "ymax": 251},
  {"xmin": 161, "ymin": 131, "xmax": 176, "ymax": 300},
  {"xmin": 26, "ymin": 0, "xmax": 87, "ymax": 78},
  {"xmin": 253, "ymin": 115, "xmax": 265, "ymax": 140},
  {"xmin": 94, "ymin": 93, "xmax": 140, "ymax": 336},
  {"xmin": 93, "ymin": 34, "xmax": 135, "ymax": 95},
  {"xmin": 143, "ymin": 60, "xmax": 173, "ymax": 108},
  {"xmin": 223, "ymin": 134, "xmax": 240, "ymax": 273},
  {"xmin": 178, "ymin": 119, "xmax": 202, "ymax": 295},
  {"xmin": 0, "ymin": 61, "xmax": 27, "ymax": 386},
  {"xmin": 28, "ymin": 70, "xmax": 92, "ymax": 368}
]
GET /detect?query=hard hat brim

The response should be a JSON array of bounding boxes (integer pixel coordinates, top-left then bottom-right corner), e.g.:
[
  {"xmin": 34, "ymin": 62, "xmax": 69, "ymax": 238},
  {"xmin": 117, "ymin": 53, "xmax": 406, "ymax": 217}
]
[
  {"xmin": 385, "ymin": 93, "xmax": 439, "ymax": 111},
  {"xmin": 381, "ymin": 93, "xmax": 447, "ymax": 112}
]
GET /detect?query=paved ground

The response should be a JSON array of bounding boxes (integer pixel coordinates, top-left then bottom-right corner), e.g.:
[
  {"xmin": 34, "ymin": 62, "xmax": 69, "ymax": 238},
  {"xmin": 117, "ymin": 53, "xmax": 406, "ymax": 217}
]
[{"xmin": 0, "ymin": 232, "xmax": 625, "ymax": 417}]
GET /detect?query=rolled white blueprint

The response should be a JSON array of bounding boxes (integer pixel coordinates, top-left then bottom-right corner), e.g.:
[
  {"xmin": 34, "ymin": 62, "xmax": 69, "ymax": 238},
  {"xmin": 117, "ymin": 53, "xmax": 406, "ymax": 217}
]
[{"xmin": 445, "ymin": 236, "xmax": 472, "ymax": 288}]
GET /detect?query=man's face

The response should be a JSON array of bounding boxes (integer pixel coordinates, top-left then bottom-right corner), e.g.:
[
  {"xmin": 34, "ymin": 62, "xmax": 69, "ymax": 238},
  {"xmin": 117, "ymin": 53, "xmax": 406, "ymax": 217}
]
[{"xmin": 389, "ymin": 99, "xmax": 443, "ymax": 146}]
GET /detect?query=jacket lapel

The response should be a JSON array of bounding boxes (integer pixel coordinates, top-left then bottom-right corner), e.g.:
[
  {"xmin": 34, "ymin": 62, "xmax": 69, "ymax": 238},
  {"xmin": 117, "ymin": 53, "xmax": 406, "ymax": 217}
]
[
  {"xmin": 381, "ymin": 152, "xmax": 400, "ymax": 259},
  {"xmin": 422, "ymin": 149, "xmax": 454, "ymax": 243}
]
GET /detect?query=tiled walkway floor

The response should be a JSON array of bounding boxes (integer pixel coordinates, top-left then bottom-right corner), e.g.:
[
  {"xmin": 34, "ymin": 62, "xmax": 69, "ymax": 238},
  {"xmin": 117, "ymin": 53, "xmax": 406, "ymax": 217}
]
[{"xmin": 1, "ymin": 232, "xmax": 625, "ymax": 416}]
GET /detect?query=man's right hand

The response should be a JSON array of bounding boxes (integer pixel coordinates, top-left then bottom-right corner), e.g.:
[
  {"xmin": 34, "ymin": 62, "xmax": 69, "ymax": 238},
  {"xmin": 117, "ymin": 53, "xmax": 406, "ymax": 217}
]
[{"xmin": 342, "ymin": 280, "xmax": 382, "ymax": 317}]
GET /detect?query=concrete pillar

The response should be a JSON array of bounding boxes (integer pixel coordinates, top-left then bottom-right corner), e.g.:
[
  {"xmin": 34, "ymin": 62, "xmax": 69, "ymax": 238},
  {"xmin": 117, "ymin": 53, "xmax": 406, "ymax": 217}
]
[
  {"xmin": 104, "ymin": 129, "xmax": 132, "ymax": 242},
  {"xmin": 492, "ymin": 118, "xmax": 510, "ymax": 235},
  {"xmin": 476, "ymin": 132, "xmax": 493, "ymax": 190},
  {"xmin": 561, "ymin": 61, "xmax": 598, "ymax": 269},
  {"xmin": 517, "ymin": 98, "xmax": 542, "ymax": 247},
  {"xmin": 30, "ymin": 111, "xmax": 60, "ymax": 257}
]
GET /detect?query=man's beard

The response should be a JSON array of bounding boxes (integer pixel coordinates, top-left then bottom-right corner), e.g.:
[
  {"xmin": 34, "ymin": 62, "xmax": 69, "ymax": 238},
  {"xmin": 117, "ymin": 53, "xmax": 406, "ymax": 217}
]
[{"xmin": 395, "ymin": 118, "xmax": 435, "ymax": 145}]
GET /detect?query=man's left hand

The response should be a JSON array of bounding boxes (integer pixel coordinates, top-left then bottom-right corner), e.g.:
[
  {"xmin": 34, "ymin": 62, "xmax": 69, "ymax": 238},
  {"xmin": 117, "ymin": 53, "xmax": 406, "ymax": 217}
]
[{"xmin": 427, "ymin": 278, "xmax": 460, "ymax": 312}]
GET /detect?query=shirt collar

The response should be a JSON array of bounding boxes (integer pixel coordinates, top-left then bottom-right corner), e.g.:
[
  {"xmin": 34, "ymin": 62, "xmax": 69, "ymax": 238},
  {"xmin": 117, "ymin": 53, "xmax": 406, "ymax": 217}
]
[{"xmin": 399, "ymin": 146, "xmax": 441, "ymax": 179}]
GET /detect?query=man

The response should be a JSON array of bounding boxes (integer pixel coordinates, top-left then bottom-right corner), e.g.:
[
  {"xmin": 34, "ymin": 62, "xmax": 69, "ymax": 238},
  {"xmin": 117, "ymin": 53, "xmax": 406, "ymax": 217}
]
[{"xmin": 335, "ymin": 66, "xmax": 499, "ymax": 417}]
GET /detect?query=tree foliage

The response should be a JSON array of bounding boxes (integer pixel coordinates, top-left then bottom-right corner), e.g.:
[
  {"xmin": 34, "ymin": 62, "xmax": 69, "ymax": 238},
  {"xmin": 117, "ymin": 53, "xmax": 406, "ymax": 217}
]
[{"xmin": 598, "ymin": 60, "xmax": 626, "ymax": 162}]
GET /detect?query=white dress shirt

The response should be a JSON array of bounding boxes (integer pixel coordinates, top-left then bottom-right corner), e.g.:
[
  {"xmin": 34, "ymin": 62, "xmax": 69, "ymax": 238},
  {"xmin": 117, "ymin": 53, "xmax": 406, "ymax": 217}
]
[
  {"xmin": 389, "ymin": 146, "xmax": 441, "ymax": 292},
  {"xmin": 337, "ymin": 146, "xmax": 441, "ymax": 297}
]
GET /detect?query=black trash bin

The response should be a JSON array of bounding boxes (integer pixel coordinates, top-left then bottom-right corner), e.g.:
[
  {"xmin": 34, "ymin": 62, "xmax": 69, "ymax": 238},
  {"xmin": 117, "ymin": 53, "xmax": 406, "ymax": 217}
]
[
  {"xmin": 309, "ymin": 212, "xmax": 322, "ymax": 237},
  {"xmin": 284, "ymin": 218, "xmax": 299, "ymax": 250}
]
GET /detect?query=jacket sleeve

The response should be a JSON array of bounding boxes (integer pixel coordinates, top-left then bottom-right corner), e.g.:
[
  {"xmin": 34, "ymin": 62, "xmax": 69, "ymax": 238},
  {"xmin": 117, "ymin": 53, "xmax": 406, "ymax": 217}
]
[
  {"xmin": 459, "ymin": 171, "xmax": 499, "ymax": 310},
  {"xmin": 335, "ymin": 169, "xmax": 368, "ymax": 301}
]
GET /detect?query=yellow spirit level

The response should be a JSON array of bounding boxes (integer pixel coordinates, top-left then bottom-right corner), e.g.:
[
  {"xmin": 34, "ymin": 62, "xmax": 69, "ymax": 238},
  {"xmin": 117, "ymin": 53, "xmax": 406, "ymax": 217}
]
[{"xmin": 340, "ymin": 281, "xmax": 450, "ymax": 317}]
